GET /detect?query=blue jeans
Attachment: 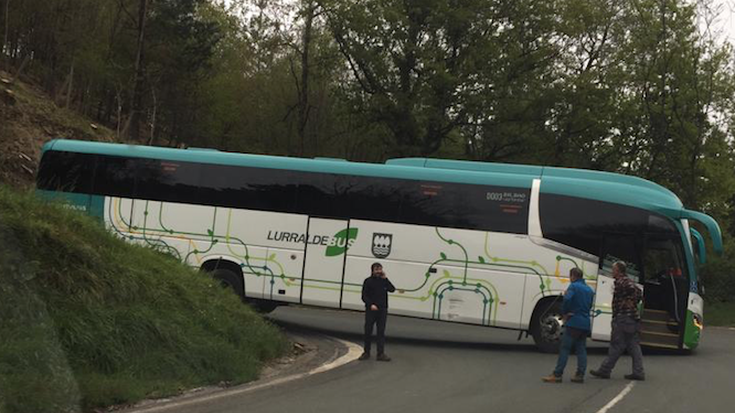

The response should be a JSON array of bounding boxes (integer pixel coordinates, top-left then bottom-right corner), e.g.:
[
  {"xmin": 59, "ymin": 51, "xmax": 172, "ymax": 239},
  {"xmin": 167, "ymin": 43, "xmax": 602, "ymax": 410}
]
[{"xmin": 554, "ymin": 327, "xmax": 588, "ymax": 377}]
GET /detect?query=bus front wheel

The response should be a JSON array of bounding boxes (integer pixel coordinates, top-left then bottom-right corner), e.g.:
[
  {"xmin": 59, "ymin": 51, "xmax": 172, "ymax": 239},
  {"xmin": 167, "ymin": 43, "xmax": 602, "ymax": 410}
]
[{"xmin": 531, "ymin": 299, "xmax": 564, "ymax": 353}]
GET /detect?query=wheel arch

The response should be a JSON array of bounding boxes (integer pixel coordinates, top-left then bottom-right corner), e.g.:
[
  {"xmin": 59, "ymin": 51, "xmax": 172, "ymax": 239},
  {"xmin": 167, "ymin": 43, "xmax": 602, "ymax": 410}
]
[{"xmin": 200, "ymin": 258, "xmax": 245, "ymax": 298}]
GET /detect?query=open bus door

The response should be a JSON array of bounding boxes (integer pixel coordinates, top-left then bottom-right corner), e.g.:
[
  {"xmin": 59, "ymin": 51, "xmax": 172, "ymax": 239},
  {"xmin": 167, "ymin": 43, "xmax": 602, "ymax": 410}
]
[
  {"xmin": 591, "ymin": 233, "xmax": 644, "ymax": 341},
  {"xmin": 638, "ymin": 234, "xmax": 689, "ymax": 349}
]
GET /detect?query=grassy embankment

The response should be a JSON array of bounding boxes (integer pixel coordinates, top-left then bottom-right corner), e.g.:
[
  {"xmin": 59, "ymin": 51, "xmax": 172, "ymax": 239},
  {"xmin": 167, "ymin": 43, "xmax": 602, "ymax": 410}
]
[{"xmin": 0, "ymin": 187, "xmax": 288, "ymax": 413}]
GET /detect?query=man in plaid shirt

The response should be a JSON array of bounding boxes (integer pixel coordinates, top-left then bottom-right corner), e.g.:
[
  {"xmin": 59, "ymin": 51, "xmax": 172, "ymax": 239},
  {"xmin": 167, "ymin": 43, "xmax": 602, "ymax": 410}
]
[{"xmin": 590, "ymin": 261, "xmax": 646, "ymax": 381}]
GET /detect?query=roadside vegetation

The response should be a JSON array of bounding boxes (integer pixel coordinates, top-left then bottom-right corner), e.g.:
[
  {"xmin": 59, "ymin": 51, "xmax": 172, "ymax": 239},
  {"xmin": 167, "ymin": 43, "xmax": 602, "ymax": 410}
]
[
  {"xmin": 706, "ymin": 302, "xmax": 735, "ymax": 327},
  {"xmin": 700, "ymin": 243, "xmax": 735, "ymax": 327},
  {"xmin": 0, "ymin": 186, "xmax": 288, "ymax": 413}
]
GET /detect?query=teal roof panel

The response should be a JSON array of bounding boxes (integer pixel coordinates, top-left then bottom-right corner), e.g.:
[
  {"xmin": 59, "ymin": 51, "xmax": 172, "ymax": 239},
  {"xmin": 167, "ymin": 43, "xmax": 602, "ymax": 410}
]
[{"xmin": 42, "ymin": 140, "xmax": 535, "ymax": 189}]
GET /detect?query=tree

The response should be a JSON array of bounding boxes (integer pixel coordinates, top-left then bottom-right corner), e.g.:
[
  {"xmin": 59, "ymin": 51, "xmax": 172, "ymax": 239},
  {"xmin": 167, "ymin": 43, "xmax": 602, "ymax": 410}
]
[
  {"xmin": 323, "ymin": 0, "xmax": 505, "ymax": 156},
  {"xmin": 126, "ymin": 0, "xmax": 149, "ymax": 140}
]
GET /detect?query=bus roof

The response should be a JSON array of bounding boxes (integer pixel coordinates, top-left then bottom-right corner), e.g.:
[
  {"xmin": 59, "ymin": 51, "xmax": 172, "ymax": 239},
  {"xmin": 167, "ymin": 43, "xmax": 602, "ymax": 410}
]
[
  {"xmin": 41, "ymin": 139, "xmax": 722, "ymax": 253},
  {"xmin": 386, "ymin": 157, "xmax": 680, "ymax": 212}
]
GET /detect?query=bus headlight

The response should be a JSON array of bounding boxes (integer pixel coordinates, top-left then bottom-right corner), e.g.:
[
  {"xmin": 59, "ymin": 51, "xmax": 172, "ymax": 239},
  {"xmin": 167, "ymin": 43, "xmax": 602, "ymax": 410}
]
[{"xmin": 693, "ymin": 313, "xmax": 704, "ymax": 330}]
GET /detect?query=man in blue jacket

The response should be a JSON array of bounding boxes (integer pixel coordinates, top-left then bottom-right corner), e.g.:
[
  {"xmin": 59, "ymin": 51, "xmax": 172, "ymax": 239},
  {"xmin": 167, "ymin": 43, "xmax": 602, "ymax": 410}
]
[{"xmin": 543, "ymin": 267, "xmax": 595, "ymax": 383}]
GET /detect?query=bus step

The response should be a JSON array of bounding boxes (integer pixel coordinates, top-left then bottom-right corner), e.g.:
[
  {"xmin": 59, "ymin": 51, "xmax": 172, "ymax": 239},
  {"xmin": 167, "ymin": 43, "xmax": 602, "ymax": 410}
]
[
  {"xmin": 640, "ymin": 330, "xmax": 680, "ymax": 348},
  {"xmin": 640, "ymin": 341, "xmax": 679, "ymax": 350},
  {"xmin": 640, "ymin": 319, "xmax": 679, "ymax": 335},
  {"xmin": 640, "ymin": 330, "xmax": 678, "ymax": 338},
  {"xmin": 641, "ymin": 309, "xmax": 671, "ymax": 322}
]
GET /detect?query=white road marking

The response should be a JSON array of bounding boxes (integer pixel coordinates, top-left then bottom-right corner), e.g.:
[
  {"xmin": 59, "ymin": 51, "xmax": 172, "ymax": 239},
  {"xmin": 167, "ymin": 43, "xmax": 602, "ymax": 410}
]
[
  {"xmin": 596, "ymin": 381, "xmax": 636, "ymax": 413},
  {"xmin": 126, "ymin": 337, "xmax": 363, "ymax": 413}
]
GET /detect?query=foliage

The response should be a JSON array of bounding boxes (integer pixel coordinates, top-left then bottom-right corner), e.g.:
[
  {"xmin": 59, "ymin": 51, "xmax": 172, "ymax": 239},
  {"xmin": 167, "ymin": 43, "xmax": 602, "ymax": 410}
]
[
  {"xmin": 1, "ymin": 0, "xmax": 735, "ymax": 293},
  {"xmin": 0, "ymin": 186, "xmax": 288, "ymax": 412},
  {"xmin": 705, "ymin": 301, "xmax": 735, "ymax": 327}
]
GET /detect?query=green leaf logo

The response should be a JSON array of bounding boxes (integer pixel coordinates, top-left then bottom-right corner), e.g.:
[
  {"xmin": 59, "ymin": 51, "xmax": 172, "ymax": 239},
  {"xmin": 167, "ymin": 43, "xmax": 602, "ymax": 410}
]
[{"xmin": 325, "ymin": 228, "xmax": 359, "ymax": 257}]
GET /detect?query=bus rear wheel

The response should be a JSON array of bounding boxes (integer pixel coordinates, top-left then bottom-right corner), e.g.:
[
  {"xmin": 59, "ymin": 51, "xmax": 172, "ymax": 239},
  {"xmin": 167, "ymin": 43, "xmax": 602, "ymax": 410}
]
[
  {"xmin": 211, "ymin": 268, "xmax": 245, "ymax": 300},
  {"xmin": 251, "ymin": 300, "xmax": 279, "ymax": 314},
  {"xmin": 531, "ymin": 299, "xmax": 564, "ymax": 353}
]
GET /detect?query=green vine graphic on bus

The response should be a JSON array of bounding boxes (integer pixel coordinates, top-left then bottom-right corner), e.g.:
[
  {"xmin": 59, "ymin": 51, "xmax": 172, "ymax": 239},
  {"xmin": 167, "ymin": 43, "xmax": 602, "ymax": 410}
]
[{"xmin": 105, "ymin": 196, "xmax": 594, "ymax": 326}]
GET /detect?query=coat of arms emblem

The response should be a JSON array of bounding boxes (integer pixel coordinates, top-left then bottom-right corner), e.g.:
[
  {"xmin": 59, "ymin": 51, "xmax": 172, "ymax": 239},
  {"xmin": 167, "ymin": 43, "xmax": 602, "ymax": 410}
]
[{"xmin": 371, "ymin": 233, "xmax": 393, "ymax": 258}]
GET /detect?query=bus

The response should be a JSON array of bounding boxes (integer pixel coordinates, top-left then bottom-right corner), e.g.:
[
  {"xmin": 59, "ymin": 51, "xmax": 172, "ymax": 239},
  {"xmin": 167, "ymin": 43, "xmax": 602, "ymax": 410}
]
[{"xmin": 35, "ymin": 139, "xmax": 722, "ymax": 352}]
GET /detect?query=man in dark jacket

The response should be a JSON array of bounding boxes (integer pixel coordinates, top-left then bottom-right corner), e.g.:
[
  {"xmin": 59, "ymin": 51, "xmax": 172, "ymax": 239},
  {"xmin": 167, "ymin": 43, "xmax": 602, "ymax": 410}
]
[
  {"xmin": 359, "ymin": 262, "xmax": 396, "ymax": 361},
  {"xmin": 543, "ymin": 267, "xmax": 595, "ymax": 383}
]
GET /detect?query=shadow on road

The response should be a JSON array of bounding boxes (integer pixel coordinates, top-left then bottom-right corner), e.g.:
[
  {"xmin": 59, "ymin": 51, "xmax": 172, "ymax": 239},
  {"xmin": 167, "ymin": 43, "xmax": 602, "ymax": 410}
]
[
  {"xmin": 269, "ymin": 317, "xmax": 692, "ymax": 358},
  {"xmin": 270, "ymin": 318, "xmax": 617, "ymax": 356}
]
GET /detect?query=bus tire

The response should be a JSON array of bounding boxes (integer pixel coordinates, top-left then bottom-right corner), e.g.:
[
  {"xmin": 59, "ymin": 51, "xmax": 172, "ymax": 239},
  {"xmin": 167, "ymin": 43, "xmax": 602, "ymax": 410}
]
[
  {"xmin": 252, "ymin": 300, "xmax": 279, "ymax": 314},
  {"xmin": 530, "ymin": 298, "xmax": 564, "ymax": 353},
  {"xmin": 211, "ymin": 268, "xmax": 245, "ymax": 301}
]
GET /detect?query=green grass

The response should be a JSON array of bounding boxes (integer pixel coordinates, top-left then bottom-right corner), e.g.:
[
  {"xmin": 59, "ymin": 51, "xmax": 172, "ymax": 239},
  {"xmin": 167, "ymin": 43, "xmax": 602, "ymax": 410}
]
[
  {"xmin": 0, "ymin": 186, "xmax": 288, "ymax": 413},
  {"xmin": 707, "ymin": 301, "xmax": 735, "ymax": 327}
]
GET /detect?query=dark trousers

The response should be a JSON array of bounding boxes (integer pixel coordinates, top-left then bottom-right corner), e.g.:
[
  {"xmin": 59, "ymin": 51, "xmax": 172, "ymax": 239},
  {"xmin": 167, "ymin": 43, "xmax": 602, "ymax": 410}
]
[
  {"xmin": 598, "ymin": 315, "xmax": 645, "ymax": 376},
  {"xmin": 364, "ymin": 308, "xmax": 388, "ymax": 355}
]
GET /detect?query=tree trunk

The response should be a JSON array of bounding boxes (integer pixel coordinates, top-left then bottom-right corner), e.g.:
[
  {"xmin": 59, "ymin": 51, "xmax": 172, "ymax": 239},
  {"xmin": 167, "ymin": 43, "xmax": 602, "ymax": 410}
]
[
  {"xmin": 2, "ymin": 0, "xmax": 9, "ymax": 64},
  {"xmin": 148, "ymin": 87, "xmax": 157, "ymax": 145},
  {"xmin": 128, "ymin": 0, "xmax": 149, "ymax": 141},
  {"xmin": 10, "ymin": 53, "xmax": 29, "ymax": 82},
  {"xmin": 65, "ymin": 60, "xmax": 75, "ymax": 108},
  {"xmin": 297, "ymin": 1, "xmax": 315, "ymax": 157}
]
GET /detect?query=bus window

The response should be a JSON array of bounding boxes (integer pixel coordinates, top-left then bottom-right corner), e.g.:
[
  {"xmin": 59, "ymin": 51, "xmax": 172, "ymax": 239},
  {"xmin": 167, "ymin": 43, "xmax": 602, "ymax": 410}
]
[
  {"xmin": 643, "ymin": 238, "xmax": 686, "ymax": 284},
  {"xmin": 540, "ymin": 194, "xmax": 648, "ymax": 257},
  {"xmin": 333, "ymin": 175, "xmax": 403, "ymax": 222},
  {"xmin": 37, "ymin": 151, "xmax": 95, "ymax": 193},
  {"xmin": 92, "ymin": 156, "xmax": 137, "ymax": 198},
  {"xmin": 642, "ymin": 236, "xmax": 688, "ymax": 320},
  {"xmin": 401, "ymin": 182, "xmax": 529, "ymax": 234},
  {"xmin": 599, "ymin": 233, "xmax": 643, "ymax": 282},
  {"xmin": 200, "ymin": 164, "xmax": 298, "ymax": 213},
  {"xmin": 135, "ymin": 159, "xmax": 201, "ymax": 203},
  {"xmin": 647, "ymin": 214, "xmax": 678, "ymax": 234}
]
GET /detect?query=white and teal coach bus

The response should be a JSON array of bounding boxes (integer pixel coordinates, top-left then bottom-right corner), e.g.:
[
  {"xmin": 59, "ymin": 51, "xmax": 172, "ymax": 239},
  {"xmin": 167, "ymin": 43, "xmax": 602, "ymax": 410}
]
[{"xmin": 36, "ymin": 139, "xmax": 722, "ymax": 352}]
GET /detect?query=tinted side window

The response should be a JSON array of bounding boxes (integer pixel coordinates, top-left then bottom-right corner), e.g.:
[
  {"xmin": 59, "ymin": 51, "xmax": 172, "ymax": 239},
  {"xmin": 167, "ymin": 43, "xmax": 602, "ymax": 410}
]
[
  {"xmin": 295, "ymin": 172, "xmax": 346, "ymax": 218},
  {"xmin": 400, "ymin": 181, "xmax": 453, "ymax": 228},
  {"xmin": 36, "ymin": 151, "xmax": 95, "ymax": 193},
  {"xmin": 401, "ymin": 182, "xmax": 529, "ymax": 234},
  {"xmin": 647, "ymin": 213, "xmax": 678, "ymax": 234},
  {"xmin": 136, "ymin": 159, "xmax": 201, "ymax": 203},
  {"xmin": 643, "ymin": 237, "xmax": 688, "ymax": 282},
  {"xmin": 92, "ymin": 156, "xmax": 137, "ymax": 198},
  {"xmin": 600, "ymin": 234, "xmax": 643, "ymax": 282},
  {"xmin": 200, "ymin": 164, "xmax": 297, "ymax": 212},
  {"xmin": 461, "ymin": 185, "xmax": 529, "ymax": 233},
  {"xmin": 540, "ymin": 194, "xmax": 648, "ymax": 256},
  {"xmin": 336, "ymin": 175, "xmax": 403, "ymax": 222}
]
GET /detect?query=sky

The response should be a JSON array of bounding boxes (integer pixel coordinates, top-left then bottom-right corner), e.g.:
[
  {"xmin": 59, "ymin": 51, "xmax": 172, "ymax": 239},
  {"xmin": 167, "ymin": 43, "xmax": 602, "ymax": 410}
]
[
  {"xmin": 700, "ymin": 0, "xmax": 735, "ymax": 45},
  {"xmin": 223, "ymin": 0, "xmax": 735, "ymax": 46}
]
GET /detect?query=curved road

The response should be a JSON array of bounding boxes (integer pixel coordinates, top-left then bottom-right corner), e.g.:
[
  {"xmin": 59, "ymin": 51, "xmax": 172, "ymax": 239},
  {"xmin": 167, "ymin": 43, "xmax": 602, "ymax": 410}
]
[{"xmin": 162, "ymin": 306, "xmax": 735, "ymax": 413}]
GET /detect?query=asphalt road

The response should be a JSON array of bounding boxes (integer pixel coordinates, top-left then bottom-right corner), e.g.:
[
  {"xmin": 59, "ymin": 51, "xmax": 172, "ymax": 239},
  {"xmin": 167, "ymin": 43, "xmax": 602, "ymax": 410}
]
[{"xmin": 166, "ymin": 306, "xmax": 735, "ymax": 413}]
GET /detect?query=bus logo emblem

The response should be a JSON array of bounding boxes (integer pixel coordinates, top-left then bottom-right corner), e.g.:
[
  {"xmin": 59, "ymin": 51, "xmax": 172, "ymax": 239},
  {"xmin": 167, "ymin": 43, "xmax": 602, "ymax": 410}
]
[{"xmin": 372, "ymin": 233, "xmax": 392, "ymax": 258}]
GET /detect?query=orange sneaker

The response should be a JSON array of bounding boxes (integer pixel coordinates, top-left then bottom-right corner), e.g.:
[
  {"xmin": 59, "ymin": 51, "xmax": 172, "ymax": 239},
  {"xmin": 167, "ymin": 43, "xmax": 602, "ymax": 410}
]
[{"xmin": 542, "ymin": 374, "xmax": 562, "ymax": 383}]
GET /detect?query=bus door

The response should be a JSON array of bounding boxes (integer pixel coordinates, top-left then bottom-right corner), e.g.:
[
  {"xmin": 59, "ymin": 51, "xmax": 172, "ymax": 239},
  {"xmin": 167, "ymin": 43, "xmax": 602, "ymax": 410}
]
[
  {"xmin": 591, "ymin": 233, "xmax": 644, "ymax": 341},
  {"xmin": 300, "ymin": 217, "xmax": 353, "ymax": 308},
  {"xmin": 639, "ymin": 234, "xmax": 688, "ymax": 348}
]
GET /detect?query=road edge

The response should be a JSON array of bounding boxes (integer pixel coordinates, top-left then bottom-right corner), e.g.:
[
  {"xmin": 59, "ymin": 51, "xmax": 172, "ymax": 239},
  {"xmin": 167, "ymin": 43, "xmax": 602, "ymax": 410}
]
[{"xmin": 123, "ymin": 336, "xmax": 362, "ymax": 413}]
